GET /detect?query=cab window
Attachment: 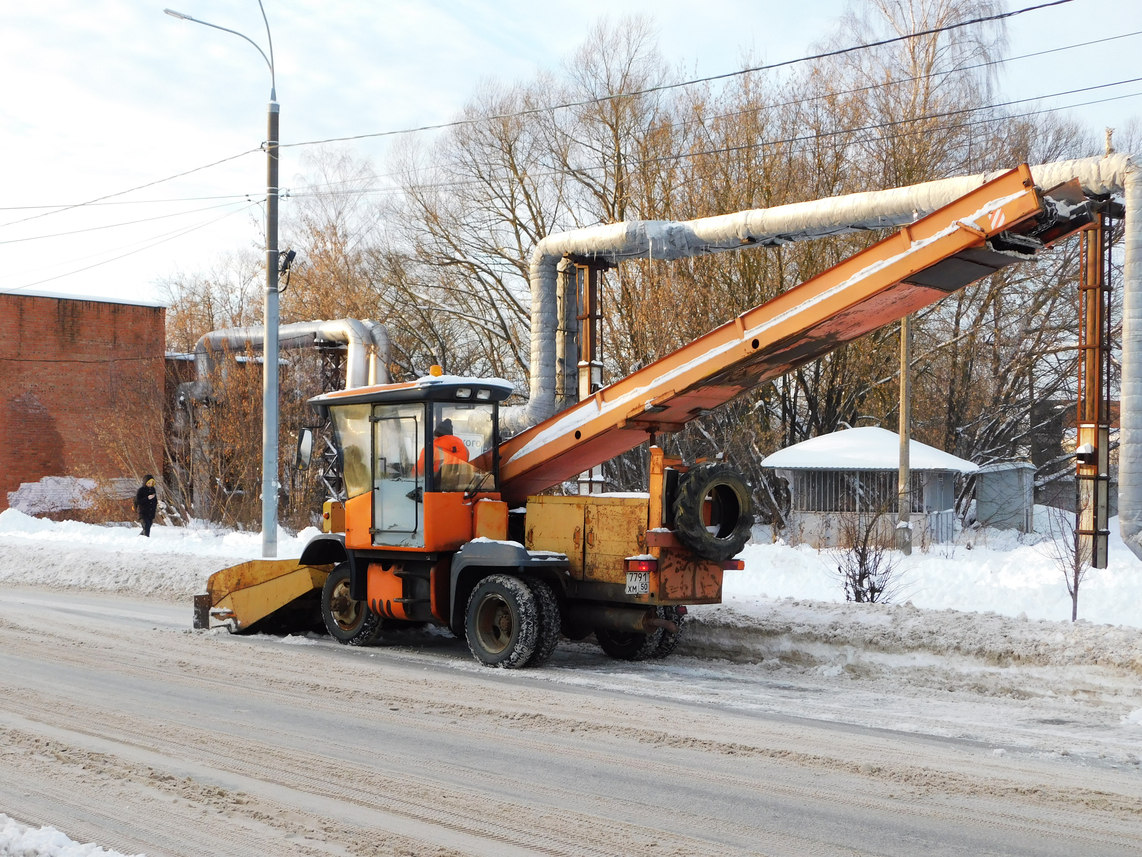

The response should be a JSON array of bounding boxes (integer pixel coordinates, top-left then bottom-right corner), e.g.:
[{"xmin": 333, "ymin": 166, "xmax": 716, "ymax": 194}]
[
  {"xmin": 428, "ymin": 402, "xmax": 497, "ymax": 492},
  {"xmin": 329, "ymin": 404, "xmax": 371, "ymax": 498}
]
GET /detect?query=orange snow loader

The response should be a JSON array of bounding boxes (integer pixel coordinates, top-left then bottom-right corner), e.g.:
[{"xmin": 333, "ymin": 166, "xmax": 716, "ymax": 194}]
[{"xmin": 193, "ymin": 165, "xmax": 1097, "ymax": 667}]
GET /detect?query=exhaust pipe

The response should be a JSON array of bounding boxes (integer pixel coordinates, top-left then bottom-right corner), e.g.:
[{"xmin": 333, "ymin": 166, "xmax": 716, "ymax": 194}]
[{"xmin": 565, "ymin": 603, "xmax": 678, "ymax": 635}]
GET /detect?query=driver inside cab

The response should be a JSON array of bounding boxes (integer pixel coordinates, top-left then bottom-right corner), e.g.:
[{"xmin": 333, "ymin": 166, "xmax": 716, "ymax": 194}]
[{"xmin": 416, "ymin": 418, "xmax": 469, "ymax": 475}]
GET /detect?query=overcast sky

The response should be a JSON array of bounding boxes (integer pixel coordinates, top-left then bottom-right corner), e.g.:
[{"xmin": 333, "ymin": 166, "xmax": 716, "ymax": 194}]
[{"xmin": 2, "ymin": 0, "xmax": 1138, "ymax": 306}]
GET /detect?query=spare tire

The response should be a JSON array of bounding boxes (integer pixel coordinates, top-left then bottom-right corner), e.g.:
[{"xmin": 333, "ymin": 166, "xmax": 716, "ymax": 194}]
[{"xmin": 671, "ymin": 462, "xmax": 753, "ymax": 562}]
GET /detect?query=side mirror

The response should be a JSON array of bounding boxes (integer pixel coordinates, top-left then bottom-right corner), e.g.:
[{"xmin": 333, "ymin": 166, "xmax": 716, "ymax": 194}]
[{"xmin": 295, "ymin": 428, "xmax": 314, "ymax": 470}]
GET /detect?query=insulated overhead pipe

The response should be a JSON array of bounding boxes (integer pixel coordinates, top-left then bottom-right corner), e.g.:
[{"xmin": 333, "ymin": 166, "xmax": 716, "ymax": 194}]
[
  {"xmin": 521, "ymin": 155, "xmax": 1140, "ymax": 558},
  {"xmin": 190, "ymin": 318, "xmax": 391, "ymax": 393}
]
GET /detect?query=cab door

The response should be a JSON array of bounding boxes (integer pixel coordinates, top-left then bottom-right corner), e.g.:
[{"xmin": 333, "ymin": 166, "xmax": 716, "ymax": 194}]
[{"xmin": 371, "ymin": 404, "xmax": 424, "ymax": 547}]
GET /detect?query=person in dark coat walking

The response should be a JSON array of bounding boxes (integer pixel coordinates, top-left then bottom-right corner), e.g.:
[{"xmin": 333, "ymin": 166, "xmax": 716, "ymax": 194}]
[{"xmin": 134, "ymin": 475, "xmax": 158, "ymax": 537}]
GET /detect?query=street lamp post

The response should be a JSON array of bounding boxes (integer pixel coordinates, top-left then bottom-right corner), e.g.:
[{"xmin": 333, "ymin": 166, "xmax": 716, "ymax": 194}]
[{"xmin": 165, "ymin": 4, "xmax": 280, "ymax": 558}]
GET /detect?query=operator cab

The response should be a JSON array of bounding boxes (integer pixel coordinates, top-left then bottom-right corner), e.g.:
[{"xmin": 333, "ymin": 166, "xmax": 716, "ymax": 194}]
[{"xmin": 308, "ymin": 370, "xmax": 514, "ymax": 549}]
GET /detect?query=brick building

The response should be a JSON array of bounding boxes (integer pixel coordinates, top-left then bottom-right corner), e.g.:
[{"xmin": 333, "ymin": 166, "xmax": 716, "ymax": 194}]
[{"xmin": 1, "ymin": 291, "xmax": 165, "ymax": 512}]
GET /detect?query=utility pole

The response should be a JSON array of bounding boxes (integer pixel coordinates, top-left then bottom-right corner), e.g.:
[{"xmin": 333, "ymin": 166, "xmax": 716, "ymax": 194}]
[
  {"xmin": 897, "ymin": 315, "xmax": 913, "ymax": 555},
  {"xmin": 165, "ymin": 4, "xmax": 280, "ymax": 557},
  {"xmin": 263, "ymin": 88, "xmax": 280, "ymax": 557}
]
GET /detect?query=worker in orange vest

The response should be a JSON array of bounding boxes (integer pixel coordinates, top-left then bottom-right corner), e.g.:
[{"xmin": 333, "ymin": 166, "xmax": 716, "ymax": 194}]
[{"xmin": 416, "ymin": 418, "xmax": 469, "ymax": 475}]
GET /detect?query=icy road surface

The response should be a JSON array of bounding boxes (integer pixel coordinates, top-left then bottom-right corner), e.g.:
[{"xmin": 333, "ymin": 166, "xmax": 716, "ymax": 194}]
[{"xmin": 2, "ymin": 585, "xmax": 1140, "ymax": 857}]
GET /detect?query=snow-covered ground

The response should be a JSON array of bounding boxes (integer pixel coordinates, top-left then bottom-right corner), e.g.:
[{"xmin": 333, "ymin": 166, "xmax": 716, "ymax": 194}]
[
  {"xmin": 2, "ymin": 504, "xmax": 1139, "ymax": 627},
  {"xmin": 0, "ymin": 814, "xmax": 140, "ymax": 857},
  {"xmin": 1, "ymin": 505, "xmax": 1141, "ymax": 855}
]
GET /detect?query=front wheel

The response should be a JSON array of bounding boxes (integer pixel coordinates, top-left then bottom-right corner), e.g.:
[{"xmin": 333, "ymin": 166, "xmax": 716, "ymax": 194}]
[
  {"xmin": 321, "ymin": 563, "xmax": 383, "ymax": 646},
  {"xmin": 465, "ymin": 574, "xmax": 539, "ymax": 668}
]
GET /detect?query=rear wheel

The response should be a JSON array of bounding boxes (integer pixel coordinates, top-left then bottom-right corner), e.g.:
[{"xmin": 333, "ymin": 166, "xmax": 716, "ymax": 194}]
[
  {"xmin": 596, "ymin": 606, "xmax": 686, "ymax": 661},
  {"xmin": 652, "ymin": 606, "xmax": 687, "ymax": 659},
  {"xmin": 465, "ymin": 574, "xmax": 539, "ymax": 668},
  {"xmin": 595, "ymin": 625, "xmax": 662, "ymax": 661},
  {"xmin": 524, "ymin": 579, "xmax": 561, "ymax": 667},
  {"xmin": 321, "ymin": 563, "xmax": 383, "ymax": 646}
]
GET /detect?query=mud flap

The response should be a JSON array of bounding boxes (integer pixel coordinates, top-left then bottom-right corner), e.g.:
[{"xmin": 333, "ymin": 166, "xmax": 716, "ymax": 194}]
[{"xmin": 193, "ymin": 593, "xmax": 211, "ymax": 630}]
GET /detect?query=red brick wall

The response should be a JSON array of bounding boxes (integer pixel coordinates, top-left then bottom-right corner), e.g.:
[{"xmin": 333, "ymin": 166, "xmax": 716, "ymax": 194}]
[{"xmin": 0, "ymin": 294, "xmax": 165, "ymax": 511}]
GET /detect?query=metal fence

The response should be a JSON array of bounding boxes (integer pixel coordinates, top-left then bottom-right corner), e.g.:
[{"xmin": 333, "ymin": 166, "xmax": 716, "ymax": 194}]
[{"xmin": 784, "ymin": 469, "xmax": 926, "ymax": 514}]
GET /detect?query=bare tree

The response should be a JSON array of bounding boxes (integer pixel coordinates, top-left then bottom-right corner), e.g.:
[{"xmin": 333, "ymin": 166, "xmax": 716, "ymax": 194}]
[
  {"xmin": 833, "ymin": 497, "xmax": 907, "ymax": 603},
  {"xmin": 160, "ymin": 253, "xmax": 263, "ymax": 352},
  {"xmin": 546, "ymin": 16, "xmax": 673, "ymax": 225},
  {"xmin": 148, "ymin": 4, "xmax": 1122, "ymax": 530},
  {"xmin": 155, "ymin": 252, "xmax": 329, "ymax": 530},
  {"xmin": 1044, "ymin": 497, "xmax": 1094, "ymax": 622},
  {"xmin": 381, "ymin": 78, "xmax": 564, "ymax": 380},
  {"xmin": 281, "ymin": 148, "xmax": 387, "ymax": 324}
]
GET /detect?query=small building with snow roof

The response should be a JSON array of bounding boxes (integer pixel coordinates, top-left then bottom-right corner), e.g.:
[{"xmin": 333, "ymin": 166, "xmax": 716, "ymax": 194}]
[{"xmin": 762, "ymin": 426, "xmax": 977, "ymax": 548}]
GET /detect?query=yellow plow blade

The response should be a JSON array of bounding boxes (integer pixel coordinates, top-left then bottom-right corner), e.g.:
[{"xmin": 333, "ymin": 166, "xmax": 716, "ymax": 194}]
[{"xmin": 193, "ymin": 559, "xmax": 332, "ymax": 632}]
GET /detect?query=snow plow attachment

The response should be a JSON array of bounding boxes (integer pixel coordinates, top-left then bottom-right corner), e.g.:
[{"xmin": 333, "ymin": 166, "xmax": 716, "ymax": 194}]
[{"xmin": 193, "ymin": 559, "xmax": 333, "ymax": 633}]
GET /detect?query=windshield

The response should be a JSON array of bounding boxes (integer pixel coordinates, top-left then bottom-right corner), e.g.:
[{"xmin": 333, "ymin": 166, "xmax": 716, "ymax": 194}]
[{"xmin": 428, "ymin": 402, "xmax": 497, "ymax": 492}]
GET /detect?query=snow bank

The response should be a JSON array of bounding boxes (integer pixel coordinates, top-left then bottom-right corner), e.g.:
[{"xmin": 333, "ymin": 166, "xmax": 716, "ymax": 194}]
[
  {"xmin": 687, "ymin": 597, "xmax": 1142, "ymax": 673},
  {"xmin": 0, "ymin": 814, "xmax": 140, "ymax": 857},
  {"xmin": 6, "ymin": 476, "xmax": 133, "ymax": 515},
  {"xmin": 1, "ymin": 506, "xmax": 1139, "ymax": 671},
  {"xmin": 724, "ymin": 531, "xmax": 1142, "ymax": 629},
  {"xmin": 0, "ymin": 509, "xmax": 322, "ymax": 597}
]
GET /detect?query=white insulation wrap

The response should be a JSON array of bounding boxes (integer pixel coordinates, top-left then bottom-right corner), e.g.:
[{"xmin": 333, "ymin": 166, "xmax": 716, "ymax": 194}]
[
  {"xmin": 1108, "ymin": 157, "xmax": 1142, "ymax": 559},
  {"xmin": 194, "ymin": 318, "xmax": 391, "ymax": 390},
  {"xmin": 525, "ymin": 155, "xmax": 1142, "ymax": 559}
]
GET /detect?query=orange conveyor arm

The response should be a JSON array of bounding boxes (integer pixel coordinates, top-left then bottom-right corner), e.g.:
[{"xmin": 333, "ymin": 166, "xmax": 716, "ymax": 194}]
[{"xmin": 498, "ymin": 165, "xmax": 1092, "ymax": 505}]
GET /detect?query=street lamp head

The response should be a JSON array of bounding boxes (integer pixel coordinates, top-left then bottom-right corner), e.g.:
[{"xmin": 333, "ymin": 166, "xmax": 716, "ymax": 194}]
[{"xmin": 162, "ymin": 4, "xmax": 276, "ymax": 96}]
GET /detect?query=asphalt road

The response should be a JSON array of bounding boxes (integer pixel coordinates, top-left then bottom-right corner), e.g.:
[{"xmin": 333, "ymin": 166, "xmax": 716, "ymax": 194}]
[{"xmin": 2, "ymin": 586, "xmax": 1140, "ymax": 856}]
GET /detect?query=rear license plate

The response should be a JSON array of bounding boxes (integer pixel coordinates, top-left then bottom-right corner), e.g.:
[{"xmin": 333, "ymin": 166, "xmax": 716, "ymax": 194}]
[{"xmin": 625, "ymin": 571, "xmax": 650, "ymax": 595}]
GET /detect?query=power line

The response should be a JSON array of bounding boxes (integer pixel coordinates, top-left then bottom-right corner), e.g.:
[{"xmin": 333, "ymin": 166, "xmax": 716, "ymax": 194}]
[
  {"xmin": 7, "ymin": 23, "xmax": 1131, "ymax": 224},
  {"xmin": 682, "ymin": 77, "xmax": 1142, "ymax": 163},
  {"xmin": 279, "ymin": 20, "xmax": 1142, "ymax": 198},
  {"xmin": 137, "ymin": 15, "xmax": 1142, "ymax": 209},
  {"xmin": 22, "ymin": 76, "xmax": 1121, "ymax": 288},
  {"xmin": 0, "ymin": 148, "xmax": 260, "ymax": 230},
  {"xmin": 0, "ymin": 0, "xmax": 1093, "ymax": 229},
  {"xmin": 677, "ymin": 29, "xmax": 1142, "ymax": 140},
  {"xmin": 7, "ymin": 66, "xmax": 1135, "ymax": 259},
  {"xmin": 293, "ymin": 44, "xmax": 1142, "ymax": 199},
  {"xmin": 280, "ymin": 0, "xmax": 1078, "ymax": 151},
  {"xmin": 282, "ymin": 79, "xmax": 1141, "ymax": 203},
  {"xmin": 4, "ymin": 204, "xmax": 260, "ymax": 293},
  {"xmin": 0, "ymin": 193, "xmax": 256, "ymax": 212},
  {"xmin": 1, "ymin": 0, "xmax": 1116, "ymax": 279},
  {"xmin": 0, "ymin": 199, "xmax": 255, "ymax": 246}
]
